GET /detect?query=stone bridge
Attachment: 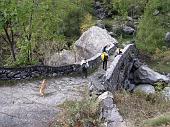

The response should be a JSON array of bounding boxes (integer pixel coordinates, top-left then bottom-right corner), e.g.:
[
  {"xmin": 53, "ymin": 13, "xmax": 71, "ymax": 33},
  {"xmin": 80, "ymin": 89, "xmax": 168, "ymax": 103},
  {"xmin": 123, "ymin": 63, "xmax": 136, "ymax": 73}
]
[{"xmin": 0, "ymin": 26, "xmax": 169, "ymax": 127}]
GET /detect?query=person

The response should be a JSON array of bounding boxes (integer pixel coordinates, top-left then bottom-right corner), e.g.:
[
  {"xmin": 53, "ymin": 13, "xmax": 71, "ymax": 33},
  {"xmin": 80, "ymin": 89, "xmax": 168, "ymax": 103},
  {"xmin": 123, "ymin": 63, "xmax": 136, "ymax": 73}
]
[
  {"xmin": 117, "ymin": 48, "xmax": 122, "ymax": 54},
  {"xmin": 101, "ymin": 46, "xmax": 109, "ymax": 71},
  {"xmin": 115, "ymin": 47, "xmax": 123, "ymax": 57},
  {"xmin": 81, "ymin": 59, "xmax": 89, "ymax": 78}
]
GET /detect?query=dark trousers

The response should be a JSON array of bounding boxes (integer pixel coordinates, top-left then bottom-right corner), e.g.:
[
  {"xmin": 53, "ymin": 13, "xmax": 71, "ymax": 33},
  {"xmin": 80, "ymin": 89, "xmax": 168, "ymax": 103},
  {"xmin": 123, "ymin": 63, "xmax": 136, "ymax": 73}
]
[
  {"xmin": 103, "ymin": 60, "xmax": 107, "ymax": 71},
  {"xmin": 82, "ymin": 68, "xmax": 88, "ymax": 78}
]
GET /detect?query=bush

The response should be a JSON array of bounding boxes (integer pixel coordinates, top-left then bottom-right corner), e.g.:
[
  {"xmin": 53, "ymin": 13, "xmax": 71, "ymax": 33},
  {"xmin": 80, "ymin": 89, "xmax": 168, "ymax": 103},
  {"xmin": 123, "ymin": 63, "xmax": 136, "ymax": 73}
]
[
  {"xmin": 136, "ymin": 0, "xmax": 170, "ymax": 54},
  {"xmin": 53, "ymin": 97, "xmax": 100, "ymax": 127},
  {"xmin": 143, "ymin": 113, "xmax": 170, "ymax": 127},
  {"xmin": 114, "ymin": 90, "xmax": 170, "ymax": 127}
]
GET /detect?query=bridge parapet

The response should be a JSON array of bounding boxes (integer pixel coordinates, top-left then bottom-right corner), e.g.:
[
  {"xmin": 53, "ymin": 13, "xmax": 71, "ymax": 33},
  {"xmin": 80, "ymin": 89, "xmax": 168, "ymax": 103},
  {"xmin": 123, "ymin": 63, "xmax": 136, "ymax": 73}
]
[
  {"xmin": 0, "ymin": 44, "xmax": 116, "ymax": 80},
  {"xmin": 104, "ymin": 44, "xmax": 137, "ymax": 91}
]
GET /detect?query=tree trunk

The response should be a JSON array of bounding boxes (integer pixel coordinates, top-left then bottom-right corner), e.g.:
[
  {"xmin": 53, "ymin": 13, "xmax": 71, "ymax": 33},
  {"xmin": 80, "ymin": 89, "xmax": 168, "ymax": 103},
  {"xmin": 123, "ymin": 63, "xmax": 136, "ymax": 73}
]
[
  {"xmin": 0, "ymin": 40, "xmax": 2, "ymax": 66},
  {"xmin": 10, "ymin": 43, "xmax": 16, "ymax": 61},
  {"xmin": 4, "ymin": 27, "xmax": 16, "ymax": 61}
]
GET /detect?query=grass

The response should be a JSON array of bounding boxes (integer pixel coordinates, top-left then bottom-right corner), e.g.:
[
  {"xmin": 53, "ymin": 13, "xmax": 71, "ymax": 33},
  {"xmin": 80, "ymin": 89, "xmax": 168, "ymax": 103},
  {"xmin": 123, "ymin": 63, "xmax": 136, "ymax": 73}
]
[
  {"xmin": 148, "ymin": 49, "xmax": 170, "ymax": 73},
  {"xmin": 114, "ymin": 90, "xmax": 170, "ymax": 127},
  {"xmin": 143, "ymin": 112, "xmax": 170, "ymax": 127},
  {"xmin": 149, "ymin": 62, "xmax": 170, "ymax": 74},
  {"xmin": 51, "ymin": 86, "xmax": 100, "ymax": 127}
]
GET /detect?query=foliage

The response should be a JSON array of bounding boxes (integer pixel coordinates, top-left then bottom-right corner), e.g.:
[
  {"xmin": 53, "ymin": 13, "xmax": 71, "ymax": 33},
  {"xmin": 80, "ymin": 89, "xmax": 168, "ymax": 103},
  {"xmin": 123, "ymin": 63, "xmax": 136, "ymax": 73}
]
[
  {"xmin": 143, "ymin": 112, "xmax": 170, "ymax": 127},
  {"xmin": 147, "ymin": 48, "xmax": 170, "ymax": 73},
  {"xmin": 154, "ymin": 81, "xmax": 167, "ymax": 92},
  {"xmin": 101, "ymin": 0, "xmax": 147, "ymax": 17},
  {"xmin": 114, "ymin": 90, "xmax": 170, "ymax": 127},
  {"xmin": 0, "ymin": 0, "xmax": 93, "ymax": 67},
  {"xmin": 55, "ymin": 97, "xmax": 100, "ymax": 127},
  {"xmin": 136, "ymin": 0, "xmax": 170, "ymax": 53},
  {"xmin": 80, "ymin": 13, "xmax": 95, "ymax": 33}
]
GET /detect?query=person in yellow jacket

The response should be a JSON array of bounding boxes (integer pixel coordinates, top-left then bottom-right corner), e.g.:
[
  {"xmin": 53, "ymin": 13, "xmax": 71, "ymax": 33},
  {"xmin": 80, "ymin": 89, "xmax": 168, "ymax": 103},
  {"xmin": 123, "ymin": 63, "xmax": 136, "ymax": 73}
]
[{"xmin": 101, "ymin": 46, "xmax": 109, "ymax": 71}]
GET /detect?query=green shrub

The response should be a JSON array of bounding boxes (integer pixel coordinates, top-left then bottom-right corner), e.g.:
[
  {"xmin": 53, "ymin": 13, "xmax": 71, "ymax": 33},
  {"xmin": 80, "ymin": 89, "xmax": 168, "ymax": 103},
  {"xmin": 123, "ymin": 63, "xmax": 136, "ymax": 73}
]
[
  {"xmin": 54, "ymin": 97, "xmax": 100, "ymax": 127},
  {"xmin": 143, "ymin": 113, "xmax": 170, "ymax": 127},
  {"xmin": 114, "ymin": 90, "xmax": 170, "ymax": 127},
  {"xmin": 136, "ymin": 0, "xmax": 170, "ymax": 54}
]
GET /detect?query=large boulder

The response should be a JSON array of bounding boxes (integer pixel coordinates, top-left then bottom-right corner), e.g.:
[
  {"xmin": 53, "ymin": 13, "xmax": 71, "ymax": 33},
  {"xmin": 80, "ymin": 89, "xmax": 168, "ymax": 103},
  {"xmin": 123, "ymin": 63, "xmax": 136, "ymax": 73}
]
[
  {"xmin": 45, "ymin": 49, "xmax": 76, "ymax": 66},
  {"xmin": 75, "ymin": 26, "xmax": 117, "ymax": 59},
  {"xmin": 134, "ymin": 65, "xmax": 170, "ymax": 84},
  {"xmin": 134, "ymin": 84, "xmax": 156, "ymax": 94}
]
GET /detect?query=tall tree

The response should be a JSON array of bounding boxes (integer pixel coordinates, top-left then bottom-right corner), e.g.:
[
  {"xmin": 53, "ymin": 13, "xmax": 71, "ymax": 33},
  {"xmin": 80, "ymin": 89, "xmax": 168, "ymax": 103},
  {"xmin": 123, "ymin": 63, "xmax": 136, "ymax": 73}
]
[{"xmin": 0, "ymin": 0, "xmax": 17, "ymax": 61}]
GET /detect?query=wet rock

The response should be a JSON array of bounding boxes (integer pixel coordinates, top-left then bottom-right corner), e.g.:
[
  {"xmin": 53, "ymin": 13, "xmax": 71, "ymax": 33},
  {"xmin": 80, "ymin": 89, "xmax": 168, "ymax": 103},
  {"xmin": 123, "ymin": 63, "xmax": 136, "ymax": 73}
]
[
  {"xmin": 134, "ymin": 65, "xmax": 170, "ymax": 84},
  {"xmin": 134, "ymin": 84, "xmax": 156, "ymax": 94}
]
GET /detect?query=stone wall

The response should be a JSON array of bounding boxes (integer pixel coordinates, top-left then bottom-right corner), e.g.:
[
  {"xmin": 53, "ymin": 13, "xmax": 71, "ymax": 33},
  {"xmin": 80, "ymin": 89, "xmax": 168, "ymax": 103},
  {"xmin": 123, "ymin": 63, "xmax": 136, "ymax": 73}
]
[
  {"xmin": 98, "ymin": 91, "xmax": 127, "ymax": 127},
  {"xmin": 104, "ymin": 44, "xmax": 137, "ymax": 91},
  {"xmin": 0, "ymin": 45, "xmax": 116, "ymax": 80}
]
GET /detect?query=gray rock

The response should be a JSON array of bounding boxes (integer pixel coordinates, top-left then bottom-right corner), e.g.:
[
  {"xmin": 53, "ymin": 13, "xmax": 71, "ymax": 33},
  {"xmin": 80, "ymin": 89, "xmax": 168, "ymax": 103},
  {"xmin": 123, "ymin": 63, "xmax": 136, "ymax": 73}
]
[
  {"xmin": 153, "ymin": 10, "xmax": 160, "ymax": 16},
  {"xmin": 126, "ymin": 17, "xmax": 135, "ymax": 28},
  {"xmin": 75, "ymin": 26, "xmax": 117, "ymax": 59},
  {"xmin": 126, "ymin": 20, "xmax": 135, "ymax": 29},
  {"xmin": 111, "ymin": 25, "xmax": 122, "ymax": 37},
  {"xmin": 133, "ymin": 58, "xmax": 143, "ymax": 69},
  {"xmin": 96, "ymin": 20, "xmax": 105, "ymax": 29},
  {"xmin": 98, "ymin": 91, "xmax": 113, "ymax": 102},
  {"xmin": 128, "ymin": 84, "xmax": 136, "ymax": 92},
  {"xmin": 162, "ymin": 87, "xmax": 170, "ymax": 100},
  {"xmin": 83, "ymin": 121, "xmax": 95, "ymax": 127},
  {"xmin": 122, "ymin": 26, "xmax": 135, "ymax": 35},
  {"xmin": 134, "ymin": 84, "xmax": 156, "ymax": 94},
  {"xmin": 134, "ymin": 65, "xmax": 170, "ymax": 84},
  {"xmin": 165, "ymin": 32, "xmax": 170, "ymax": 45},
  {"xmin": 98, "ymin": 91, "xmax": 127, "ymax": 127},
  {"xmin": 95, "ymin": 1, "xmax": 102, "ymax": 9},
  {"xmin": 123, "ymin": 80, "xmax": 135, "ymax": 92},
  {"xmin": 127, "ymin": 16, "xmax": 133, "ymax": 21},
  {"xmin": 45, "ymin": 49, "xmax": 76, "ymax": 66}
]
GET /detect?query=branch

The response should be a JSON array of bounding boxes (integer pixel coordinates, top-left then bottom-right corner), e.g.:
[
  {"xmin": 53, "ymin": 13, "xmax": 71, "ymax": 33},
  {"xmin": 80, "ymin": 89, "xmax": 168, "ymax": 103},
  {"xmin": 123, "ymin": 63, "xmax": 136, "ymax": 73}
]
[
  {"xmin": 1, "ymin": 35, "xmax": 9, "ymax": 44},
  {"xmin": 3, "ymin": 26, "xmax": 12, "ymax": 45}
]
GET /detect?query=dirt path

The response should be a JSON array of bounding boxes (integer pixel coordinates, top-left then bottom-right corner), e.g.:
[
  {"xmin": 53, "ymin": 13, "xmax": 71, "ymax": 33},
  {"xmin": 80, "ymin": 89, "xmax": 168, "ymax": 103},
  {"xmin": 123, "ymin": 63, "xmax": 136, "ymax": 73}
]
[{"xmin": 0, "ymin": 55, "xmax": 115, "ymax": 127}]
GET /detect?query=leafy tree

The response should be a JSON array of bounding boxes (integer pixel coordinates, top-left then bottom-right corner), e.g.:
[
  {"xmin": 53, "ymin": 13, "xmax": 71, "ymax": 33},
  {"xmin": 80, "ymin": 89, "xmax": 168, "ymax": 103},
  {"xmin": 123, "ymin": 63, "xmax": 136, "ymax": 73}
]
[
  {"xmin": 136, "ymin": 0, "xmax": 170, "ymax": 53},
  {"xmin": 0, "ymin": 0, "xmax": 94, "ymax": 66},
  {"xmin": 0, "ymin": 0, "xmax": 18, "ymax": 61}
]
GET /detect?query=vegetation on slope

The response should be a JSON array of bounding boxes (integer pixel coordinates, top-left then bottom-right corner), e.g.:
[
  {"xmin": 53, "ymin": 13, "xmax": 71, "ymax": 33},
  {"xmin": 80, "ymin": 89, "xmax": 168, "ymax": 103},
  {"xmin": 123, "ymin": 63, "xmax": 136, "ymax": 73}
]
[
  {"xmin": 136, "ymin": 0, "xmax": 170, "ymax": 53},
  {"xmin": 114, "ymin": 90, "xmax": 170, "ymax": 127},
  {"xmin": 0, "ymin": 0, "xmax": 93, "ymax": 66}
]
